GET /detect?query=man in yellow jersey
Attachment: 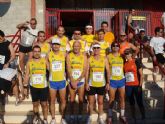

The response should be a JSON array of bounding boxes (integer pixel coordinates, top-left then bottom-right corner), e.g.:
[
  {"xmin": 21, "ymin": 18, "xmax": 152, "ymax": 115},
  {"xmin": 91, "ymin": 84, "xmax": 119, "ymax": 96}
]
[
  {"xmin": 23, "ymin": 45, "xmax": 49, "ymax": 124},
  {"xmin": 101, "ymin": 21, "xmax": 115, "ymax": 45},
  {"xmin": 47, "ymin": 38, "xmax": 67, "ymax": 124},
  {"xmin": 86, "ymin": 42, "xmax": 110, "ymax": 124},
  {"xmin": 46, "ymin": 26, "xmax": 70, "ymax": 53},
  {"xmin": 33, "ymin": 31, "xmax": 50, "ymax": 58},
  {"xmin": 107, "ymin": 42, "xmax": 127, "ymax": 124},
  {"xmin": 96, "ymin": 29, "xmax": 110, "ymax": 56},
  {"xmin": 82, "ymin": 25, "xmax": 95, "ymax": 48},
  {"xmin": 69, "ymin": 29, "xmax": 88, "ymax": 53},
  {"xmin": 66, "ymin": 41, "xmax": 87, "ymax": 123}
]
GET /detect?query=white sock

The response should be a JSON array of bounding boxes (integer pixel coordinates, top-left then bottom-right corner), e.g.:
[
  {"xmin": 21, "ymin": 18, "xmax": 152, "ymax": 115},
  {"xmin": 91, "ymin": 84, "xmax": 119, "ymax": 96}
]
[
  {"xmin": 98, "ymin": 114, "xmax": 103, "ymax": 119},
  {"xmin": 108, "ymin": 109, "xmax": 113, "ymax": 117},
  {"xmin": 120, "ymin": 109, "xmax": 125, "ymax": 117}
]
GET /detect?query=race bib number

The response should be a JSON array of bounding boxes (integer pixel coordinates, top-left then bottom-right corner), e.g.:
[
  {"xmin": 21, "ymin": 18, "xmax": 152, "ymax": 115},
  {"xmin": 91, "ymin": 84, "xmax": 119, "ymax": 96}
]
[
  {"xmin": 32, "ymin": 74, "xmax": 44, "ymax": 84},
  {"xmin": 0, "ymin": 55, "xmax": 5, "ymax": 64},
  {"xmin": 112, "ymin": 66, "xmax": 122, "ymax": 76},
  {"xmin": 72, "ymin": 69, "xmax": 81, "ymax": 79},
  {"xmin": 93, "ymin": 72, "xmax": 104, "ymax": 82},
  {"xmin": 125, "ymin": 72, "xmax": 135, "ymax": 82},
  {"xmin": 52, "ymin": 61, "xmax": 62, "ymax": 71}
]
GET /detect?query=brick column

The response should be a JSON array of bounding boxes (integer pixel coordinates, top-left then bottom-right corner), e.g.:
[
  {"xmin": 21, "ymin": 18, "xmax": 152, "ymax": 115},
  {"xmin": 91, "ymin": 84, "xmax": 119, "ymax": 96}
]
[{"xmin": 31, "ymin": 0, "xmax": 36, "ymax": 18}]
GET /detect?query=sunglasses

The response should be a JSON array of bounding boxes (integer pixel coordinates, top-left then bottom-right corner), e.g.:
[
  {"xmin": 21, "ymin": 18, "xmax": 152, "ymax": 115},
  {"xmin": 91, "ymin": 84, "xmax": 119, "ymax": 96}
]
[
  {"xmin": 112, "ymin": 45, "xmax": 119, "ymax": 47},
  {"xmin": 74, "ymin": 33, "xmax": 81, "ymax": 35},
  {"xmin": 93, "ymin": 47, "xmax": 100, "ymax": 49},
  {"xmin": 120, "ymin": 35, "xmax": 126, "ymax": 37},
  {"xmin": 124, "ymin": 52, "xmax": 130, "ymax": 55}
]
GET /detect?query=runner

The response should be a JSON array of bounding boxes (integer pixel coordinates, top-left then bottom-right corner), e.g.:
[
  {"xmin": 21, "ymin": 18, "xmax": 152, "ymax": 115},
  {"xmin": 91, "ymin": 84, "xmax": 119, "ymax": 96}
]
[
  {"xmin": 107, "ymin": 42, "xmax": 127, "ymax": 124},
  {"xmin": 101, "ymin": 21, "xmax": 115, "ymax": 45},
  {"xmin": 46, "ymin": 26, "xmax": 69, "ymax": 53},
  {"xmin": 69, "ymin": 29, "xmax": 88, "ymax": 53},
  {"xmin": 86, "ymin": 42, "xmax": 110, "ymax": 124},
  {"xmin": 119, "ymin": 32, "xmax": 139, "ymax": 57},
  {"xmin": 47, "ymin": 38, "xmax": 67, "ymax": 124},
  {"xmin": 66, "ymin": 41, "xmax": 87, "ymax": 123},
  {"xmin": 96, "ymin": 29, "xmax": 109, "ymax": 56},
  {"xmin": 33, "ymin": 31, "xmax": 50, "ymax": 58},
  {"xmin": 23, "ymin": 45, "xmax": 49, "ymax": 124},
  {"xmin": 124, "ymin": 48, "xmax": 145, "ymax": 123},
  {"xmin": 17, "ymin": 18, "xmax": 38, "ymax": 74},
  {"xmin": 82, "ymin": 25, "xmax": 95, "ymax": 48}
]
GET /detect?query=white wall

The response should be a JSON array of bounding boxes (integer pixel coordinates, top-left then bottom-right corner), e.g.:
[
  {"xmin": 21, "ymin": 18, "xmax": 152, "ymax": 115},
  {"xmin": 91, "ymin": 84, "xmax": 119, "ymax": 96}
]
[{"xmin": 0, "ymin": 0, "xmax": 45, "ymax": 36}]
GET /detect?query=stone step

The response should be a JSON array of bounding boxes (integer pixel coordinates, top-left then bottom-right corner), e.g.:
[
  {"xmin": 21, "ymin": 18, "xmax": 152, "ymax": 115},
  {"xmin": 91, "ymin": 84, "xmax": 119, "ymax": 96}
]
[
  {"xmin": 143, "ymin": 62, "xmax": 153, "ymax": 68},
  {"xmin": 143, "ymin": 68, "xmax": 153, "ymax": 75},
  {"xmin": 4, "ymin": 107, "xmax": 165, "ymax": 124},
  {"xmin": 4, "ymin": 111, "xmax": 109, "ymax": 124},
  {"xmin": 144, "ymin": 74, "xmax": 162, "ymax": 81},
  {"xmin": 143, "ymin": 81, "xmax": 164, "ymax": 89},
  {"xmin": 142, "ymin": 58, "xmax": 149, "ymax": 63}
]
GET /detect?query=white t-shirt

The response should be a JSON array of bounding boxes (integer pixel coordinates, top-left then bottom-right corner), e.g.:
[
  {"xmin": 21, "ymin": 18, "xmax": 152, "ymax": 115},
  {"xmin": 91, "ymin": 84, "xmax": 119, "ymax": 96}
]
[
  {"xmin": 20, "ymin": 25, "xmax": 38, "ymax": 47},
  {"xmin": 150, "ymin": 37, "xmax": 165, "ymax": 54}
]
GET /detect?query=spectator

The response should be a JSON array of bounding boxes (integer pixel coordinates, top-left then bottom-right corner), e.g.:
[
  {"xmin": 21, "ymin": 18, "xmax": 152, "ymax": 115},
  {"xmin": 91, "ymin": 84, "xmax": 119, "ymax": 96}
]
[
  {"xmin": 119, "ymin": 31, "xmax": 139, "ymax": 57},
  {"xmin": 0, "ymin": 30, "xmax": 16, "ymax": 123},
  {"xmin": 150, "ymin": 27, "xmax": 165, "ymax": 81},
  {"xmin": 161, "ymin": 12, "xmax": 165, "ymax": 34},
  {"xmin": 124, "ymin": 48, "xmax": 145, "ymax": 123},
  {"xmin": 17, "ymin": 18, "xmax": 38, "ymax": 75}
]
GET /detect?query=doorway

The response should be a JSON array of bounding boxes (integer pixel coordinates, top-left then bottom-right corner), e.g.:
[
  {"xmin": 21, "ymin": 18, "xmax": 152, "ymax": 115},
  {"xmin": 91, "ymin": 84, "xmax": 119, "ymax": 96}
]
[{"xmin": 60, "ymin": 11, "xmax": 93, "ymax": 39}]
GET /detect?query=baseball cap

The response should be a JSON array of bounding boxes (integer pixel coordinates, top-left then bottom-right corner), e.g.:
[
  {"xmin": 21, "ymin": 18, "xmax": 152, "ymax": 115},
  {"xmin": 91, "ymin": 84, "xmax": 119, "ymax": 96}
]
[
  {"xmin": 85, "ymin": 25, "xmax": 93, "ymax": 29},
  {"xmin": 120, "ymin": 31, "xmax": 126, "ymax": 36},
  {"xmin": 92, "ymin": 42, "xmax": 101, "ymax": 48},
  {"xmin": 52, "ymin": 38, "xmax": 61, "ymax": 45}
]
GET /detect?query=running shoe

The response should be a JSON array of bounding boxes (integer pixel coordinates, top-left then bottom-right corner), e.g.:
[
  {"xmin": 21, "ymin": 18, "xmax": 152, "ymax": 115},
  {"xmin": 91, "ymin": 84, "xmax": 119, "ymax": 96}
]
[
  {"xmin": 43, "ymin": 119, "xmax": 48, "ymax": 124},
  {"xmin": 61, "ymin": 118, "xmax": 67, "ymax": 124},
  {"xmin": 50, "ymin": 119, "xmax": 56, "ymax": 124},
  {"xmin": 97, "ymin": 117, "xmax": 105, "ymax": 124},
  {"xmin": 86, "ymin": 116, "xmax": 91, "ymax": 124}
]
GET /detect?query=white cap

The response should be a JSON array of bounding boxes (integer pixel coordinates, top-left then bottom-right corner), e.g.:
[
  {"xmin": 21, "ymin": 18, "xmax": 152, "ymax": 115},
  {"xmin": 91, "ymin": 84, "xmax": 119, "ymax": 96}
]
[
  {"xmin": 85, "ymin": 25, "xmax": 93, "ymax": 29},
  {"xmin": 92, "ymin": 44, "xmax": 101, "ymax": 48},
  {"xmin": 139, "ymin": 28, "xmax": 145, "ymax": 32},
  {"xmin": 52, "ymin": 38, "xmax": 61, "ymax": 45}
]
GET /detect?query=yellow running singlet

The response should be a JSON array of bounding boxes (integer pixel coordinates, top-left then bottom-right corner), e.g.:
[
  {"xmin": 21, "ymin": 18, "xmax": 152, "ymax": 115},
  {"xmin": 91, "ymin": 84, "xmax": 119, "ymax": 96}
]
[
  {"xmin": 29, "ymin": 58, "xmax": 47, "ymax": 88},
  {"xmin": 108, "ymin": 53, "xmax": 124, "ymax": 80},
  {"xmin": 89, "ymin": 56, "xmax": 105, "ymax": 87},
  {"xmin": 49, "ymin": 51, "xmax": 65, "ymax": 81},
  {"xmin": 69, "ymin": 52, "xmax": 85, "ymax": 82}
]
